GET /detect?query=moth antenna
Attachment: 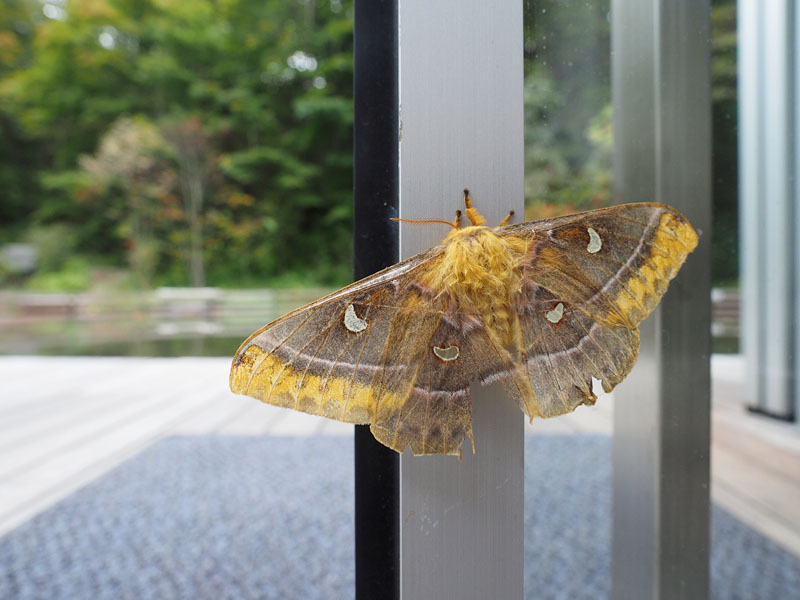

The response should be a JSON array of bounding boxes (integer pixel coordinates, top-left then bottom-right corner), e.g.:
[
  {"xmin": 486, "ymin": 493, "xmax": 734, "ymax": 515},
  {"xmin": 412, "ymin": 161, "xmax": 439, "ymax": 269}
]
[
  {"xmin": 390, "ymin": 217, "xmax": 458, "ymax": 229},
  {"xmin": 462, "ymin": 188, "xmax": 486, "ymax": 226},
  {"xmin": 498, "ymin": 209, "xmax": 515, "ymax": 227}
]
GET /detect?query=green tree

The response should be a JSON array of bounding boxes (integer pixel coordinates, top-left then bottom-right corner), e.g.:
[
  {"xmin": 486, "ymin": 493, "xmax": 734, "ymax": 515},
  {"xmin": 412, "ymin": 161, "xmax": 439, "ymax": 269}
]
[
  {"xmin": 523, "ymin": 0, "xmax": 612, "ymax": 218},
  {"xmin": 163, "ymin": 117, "xmax": 217, "ymax": 287},
  {"xmin": 711, "ymin": 0, "xmax": 738, "ymax": 285},
  {"xmin": 1, "ymin": 0, "xmax": 354, "ymax": 288},
  {"xmin": 0, "ymin": 0, "xmax": 41, "ymax": 236},
  {"xmin": 80, "ymin": 115, "xmax": 173, "ymax": 286}
]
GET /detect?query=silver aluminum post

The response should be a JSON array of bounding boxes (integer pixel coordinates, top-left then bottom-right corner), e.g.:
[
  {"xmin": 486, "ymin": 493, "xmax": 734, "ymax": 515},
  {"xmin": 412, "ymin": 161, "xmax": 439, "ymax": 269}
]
[
  {"xmin": 739, "ymin": 0, "xmax": 798, "ymax": 420},
  {"xmin": 795, "ymin": 0, "xmax": 800, "ymax": 425},
  {"xmin": 611, "ymin": 1, "xmax": 712, "ymax": 598},
  {"xmin": 397, "ymin": 1, "xmax": 525, "ymax": 598},
  {"xmin": 738, "ymin": 0, "xmax": 764, "ymax": 418},
  {"xmin": 760, "ymin": 0, "xmax": 795, "ymax": 418}
]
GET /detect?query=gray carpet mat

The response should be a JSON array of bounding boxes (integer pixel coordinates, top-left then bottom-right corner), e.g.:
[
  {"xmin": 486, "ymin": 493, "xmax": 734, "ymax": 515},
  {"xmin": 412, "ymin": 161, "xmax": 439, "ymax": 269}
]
[{"xmin": 1, "ymin": 436, "xmax": 798, "ymax": 599}]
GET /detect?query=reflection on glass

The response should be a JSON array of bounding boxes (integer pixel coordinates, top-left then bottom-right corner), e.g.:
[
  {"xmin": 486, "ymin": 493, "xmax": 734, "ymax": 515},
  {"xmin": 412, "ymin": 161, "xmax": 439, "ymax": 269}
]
[
  {"xmin": 0, "ymin": 3, "xmax": 358, "ymax": 596},
  {"xmin": 523, "ymin": 3, "xmax": 799, "ymax": 599},
  {"xmin": 522, "ymin": 3, "xmax": 614, "ymax": 597},
  {"xmin": 524, "ymin": 1, "xmax": 611, "ymax": 220}
]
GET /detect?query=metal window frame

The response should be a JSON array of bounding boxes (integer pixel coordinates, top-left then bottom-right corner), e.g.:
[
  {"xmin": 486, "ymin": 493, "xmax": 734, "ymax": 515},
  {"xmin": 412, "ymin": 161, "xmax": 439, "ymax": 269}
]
[
  {"xmin": 796, "ymin": 0, "xmax": 800, "ymax": 426},
  {"xmin": 611, "ymin": 1, "xmax": 712, "ymax": 598},
  {"xmin": 353, "ymin": 1, "xmax": 400, "ymax": 598},
  {"xmin": 396, "ymin": 2, "xmax": 525, "ymax": 598},
  {"xmin": 739, "ymin": 0, "xmax": 798, "ymax": 421},
  {"xmin": 354, "ymin": 1, "xmax": 713, "ymax": 598}
]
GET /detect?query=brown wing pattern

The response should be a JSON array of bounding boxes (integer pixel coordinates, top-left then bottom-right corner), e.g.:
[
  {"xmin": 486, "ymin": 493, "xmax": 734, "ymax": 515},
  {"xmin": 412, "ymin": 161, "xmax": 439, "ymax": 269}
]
[
  {"xmin": 370, "ymin": 302, "xmax": 530, "ymax": 455},
  {"xmin": 230, "ymin": 250, "xmax": 507, "ymax": 456},
  {"xmin": 231, "ymin": 270, "xmax": 438, "ymax": 423},
  {"xmin": 370, "ymin": 312, "xmax": 472, "ymax": 455},
  {"xmin": 500, "ymin": 203, "xmax": 698, "ymax": 329},
  {"xmin": 494, "ymin": 203, "xmax": 697, "ymax": 419},
  {"xmin": 509, "ymin": 283, "xmax": 639, "ymax": 419}
]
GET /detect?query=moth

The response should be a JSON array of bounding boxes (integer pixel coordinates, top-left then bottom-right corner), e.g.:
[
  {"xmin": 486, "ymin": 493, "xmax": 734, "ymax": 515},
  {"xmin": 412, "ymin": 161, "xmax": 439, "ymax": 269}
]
[{"xmin": 230, "ymin": 190, "xmax": 698, "ymax": 457}]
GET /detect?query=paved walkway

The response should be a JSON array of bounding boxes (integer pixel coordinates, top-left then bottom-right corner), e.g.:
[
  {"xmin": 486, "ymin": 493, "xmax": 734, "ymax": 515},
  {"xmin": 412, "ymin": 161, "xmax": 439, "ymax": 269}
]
[{"xmin": 0, "ymin": 355, "xmax": 798, "ymax": 558}]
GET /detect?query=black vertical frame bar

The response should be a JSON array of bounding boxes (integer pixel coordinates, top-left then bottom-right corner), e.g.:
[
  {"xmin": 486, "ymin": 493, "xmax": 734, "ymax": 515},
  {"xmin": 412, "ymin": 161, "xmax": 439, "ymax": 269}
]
[{"xmin": 353, "ymin": 1, "xmax": 399, "ymax": 599}]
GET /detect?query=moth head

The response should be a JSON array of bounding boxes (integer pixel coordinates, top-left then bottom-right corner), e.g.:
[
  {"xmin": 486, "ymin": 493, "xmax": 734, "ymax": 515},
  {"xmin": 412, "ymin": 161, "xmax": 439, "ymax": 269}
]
[
  {"xmin": 389, "ymin": 189, "xmax": 504, "ymax": 235},
  {"xmin": 443, "ymin": 224, "xmax": 486, "ymax": 242}
]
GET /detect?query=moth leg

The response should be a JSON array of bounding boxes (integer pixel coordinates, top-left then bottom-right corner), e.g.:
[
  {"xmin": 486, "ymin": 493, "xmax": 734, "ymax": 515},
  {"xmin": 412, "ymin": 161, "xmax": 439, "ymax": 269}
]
[
  {"xmin": 453, "ymin": 209, "xmax": 462, "ymax": 229},
  {"xmin": 498, "ymin": 210, "xmax": 515, "ymax": 227}
]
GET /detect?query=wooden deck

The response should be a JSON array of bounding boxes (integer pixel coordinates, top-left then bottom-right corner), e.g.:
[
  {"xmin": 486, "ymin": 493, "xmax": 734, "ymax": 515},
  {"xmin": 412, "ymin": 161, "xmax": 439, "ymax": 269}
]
[{"xmin": 0, "ymin": 355, "xmax": 798, "ymax": 558}]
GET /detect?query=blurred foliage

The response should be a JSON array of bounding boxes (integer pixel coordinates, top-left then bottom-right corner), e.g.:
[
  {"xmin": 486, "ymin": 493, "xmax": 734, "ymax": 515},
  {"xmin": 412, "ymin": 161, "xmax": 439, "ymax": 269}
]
[
  {"xmin": 524, "ymin": 0, "xmax": 739, "ymax": 286},
  {"xmin": 25, "ymin": 223, "xmax": 78, "ymax": 272},
  {"xmin": 26, "ymin": 256, "xmax": 92, "ymax": 292},
  {"xmin": 0, "ymin": 0, "xmax": 353, "ymax": 289},
  {"xmin": 711, "ymin": 0, "xmax": 739, "ymax": 286},
  {"xmin": 0, "ymin": 0, "xmax": 738, "ymax": 290},
  {"xmin": 523, "ymin": 0, "xmax": 611, "ymax": 219}
]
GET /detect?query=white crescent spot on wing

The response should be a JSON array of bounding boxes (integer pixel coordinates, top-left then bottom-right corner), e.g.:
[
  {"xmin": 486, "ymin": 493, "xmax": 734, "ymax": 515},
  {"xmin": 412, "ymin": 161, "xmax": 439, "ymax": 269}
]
[
  {"xmin": 545, "ymin": 302, "xmax": 565, "ymax": 324},
  {"xmin": 433, "ymin": 345, "xmax": 460, "ymax": 361},
  {"xmin": 586, "ymin": 227, "xmax": 602, "ymax": 253},
  {"xmin": 344, "ymin": 304, "xmax": 368, "ymax": 333}
]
